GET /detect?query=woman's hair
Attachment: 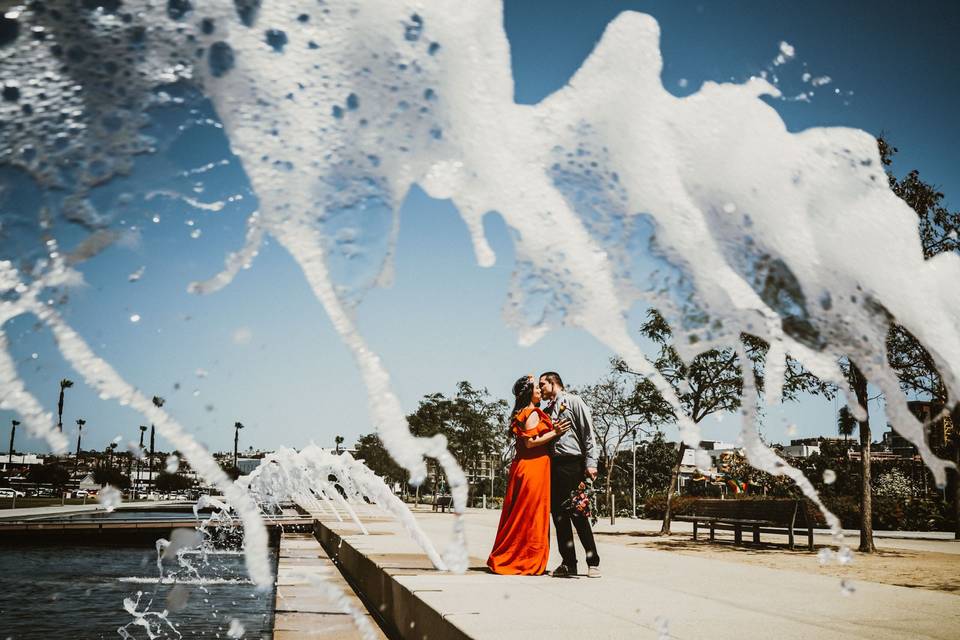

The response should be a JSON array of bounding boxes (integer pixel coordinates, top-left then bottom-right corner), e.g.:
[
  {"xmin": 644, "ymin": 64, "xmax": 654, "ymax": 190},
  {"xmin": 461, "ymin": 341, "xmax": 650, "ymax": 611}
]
[{"xmin": 510, "ymin": 375, "xmax": 534, "ymax": 423}]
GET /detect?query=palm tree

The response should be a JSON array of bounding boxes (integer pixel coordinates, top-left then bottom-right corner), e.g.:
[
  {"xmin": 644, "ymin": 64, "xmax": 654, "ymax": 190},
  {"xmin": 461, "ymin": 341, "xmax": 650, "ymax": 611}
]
[
  {"xmin": 334, "ymin": 435, "xmax": 344, "ymax": 455},
  {"xmin": 7, "ymin": 420, "xmax": 19, "ymax": 466},
  {"xmin": 108, "ymin": 442, "xmax": 118, "ymax": 467},
  {"xmin": 233, "ymin": 421, "xmax": 245, "ymax": 469},
  {"xmin": 74, "ymin": 418, "xmax": 86, "ymax": 470},
  {"xmin": 837, "ymin": 406, "xmax": 857, "ymax": 443},
  {"xmin": 57, "ymin": 379, "xmax": 74, "ymax": 432}
]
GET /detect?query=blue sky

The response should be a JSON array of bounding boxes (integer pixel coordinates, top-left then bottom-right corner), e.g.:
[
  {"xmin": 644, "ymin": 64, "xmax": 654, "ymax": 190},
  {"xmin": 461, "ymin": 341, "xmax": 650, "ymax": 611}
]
[{"xmin": 3, "ymin": 0, "xmax": 958, "ymax": 455}]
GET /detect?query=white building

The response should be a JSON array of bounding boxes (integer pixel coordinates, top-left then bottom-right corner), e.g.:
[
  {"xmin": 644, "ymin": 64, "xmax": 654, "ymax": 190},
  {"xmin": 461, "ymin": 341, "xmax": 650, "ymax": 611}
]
[
  {"xmin": 1, "ymin": 453, "xmax": 44, "ymax": 472},
  {"xmin": 782, "ymin": 443, "xmax": 821, "ymax": 458}
]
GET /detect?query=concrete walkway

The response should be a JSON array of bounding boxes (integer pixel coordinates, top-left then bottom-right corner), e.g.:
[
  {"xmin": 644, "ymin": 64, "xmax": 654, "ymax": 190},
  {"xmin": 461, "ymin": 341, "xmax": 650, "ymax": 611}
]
[
  {"xmin": 585, "ymin": 515, "xmax": 960, "ymax": 554},
  {"xmin": 274, "ymin": 530, "xmax": 386, "ymax": 640},
  {"xmin": 319, "ymin": 506, "xmax": 960, "ymax": 640}
]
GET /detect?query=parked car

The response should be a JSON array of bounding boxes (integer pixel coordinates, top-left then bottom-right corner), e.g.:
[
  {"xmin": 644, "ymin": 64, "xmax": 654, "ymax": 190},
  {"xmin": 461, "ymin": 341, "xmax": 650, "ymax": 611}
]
[
  {"xmin": 73, "ymin": 489, "xmax": 89, "ymax": 498},
  {"xmin": 0, "ymin": 488, "xmax": 25, "ymax": 498}
]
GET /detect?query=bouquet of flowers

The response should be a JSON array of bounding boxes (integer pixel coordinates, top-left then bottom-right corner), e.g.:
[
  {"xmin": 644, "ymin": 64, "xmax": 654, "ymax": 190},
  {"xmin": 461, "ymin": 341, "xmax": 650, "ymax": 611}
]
[{"xmin": 560, "ymin": 479, "xmax": 598, "ymax": 525}]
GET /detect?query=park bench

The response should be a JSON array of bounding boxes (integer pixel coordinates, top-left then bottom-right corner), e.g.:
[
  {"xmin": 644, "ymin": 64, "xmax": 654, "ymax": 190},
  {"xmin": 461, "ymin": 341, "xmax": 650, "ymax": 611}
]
[
  {"xmin": 433, "ymin": 495, "xmax": 453, "ymax": 513},
  {"xmin": 674, "ymin": 498, "xmax": 815, "ymax": 550}
]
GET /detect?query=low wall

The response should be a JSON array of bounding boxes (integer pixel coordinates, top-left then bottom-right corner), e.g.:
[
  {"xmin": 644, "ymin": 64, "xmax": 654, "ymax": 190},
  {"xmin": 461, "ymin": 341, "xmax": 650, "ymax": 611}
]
[{"xmin": 314, "ymin": 519, "xmax": 472, "ymax": 640}]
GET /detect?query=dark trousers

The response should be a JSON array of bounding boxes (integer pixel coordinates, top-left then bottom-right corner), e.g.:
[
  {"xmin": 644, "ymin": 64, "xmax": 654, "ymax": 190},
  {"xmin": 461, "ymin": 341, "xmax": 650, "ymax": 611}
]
[{"xmin": 550, "ymin": 456, "xmax": 600, "ymax": 569}]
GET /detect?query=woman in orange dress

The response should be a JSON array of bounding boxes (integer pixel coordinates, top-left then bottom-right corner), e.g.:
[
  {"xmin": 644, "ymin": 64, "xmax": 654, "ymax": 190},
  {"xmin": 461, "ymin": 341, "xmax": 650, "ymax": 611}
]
[{"xmin": 487, "ymin": 375, "xmax": 570, "ymax": 575}]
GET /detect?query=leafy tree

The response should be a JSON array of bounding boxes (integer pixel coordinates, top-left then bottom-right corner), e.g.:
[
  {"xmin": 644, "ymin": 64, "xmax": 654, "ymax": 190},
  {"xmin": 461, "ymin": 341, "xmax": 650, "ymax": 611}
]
[
  {"xmin": 629, "ymin": 431, "xmax": 676, "ymax": 499},
  {"xmin": 406, "ymin": 381, "xmax": 508, "ymax": 499},
  {"xmin": 621, "ymin": 309, "xmax": 833, "ymax": 533},
  {"xmin": 154, "ymin": 471, "xmax": 193, "ymax": 492},
  {"xmin": 879, "ymin": 135, "xmax": 960, "ymax": 539},
  {"xmin": 93, "ymin": 465, "xmax": 131, "ymax": 489},
  {"xmin": 27, "ymin": 462, "xmax": 70, "ymax": 489},
  {"xmin": 580, "ymin": 366, "xmax": 671, "ymax": 516},
  {"xmin": 354, "ymin": 432, "xmax": 408, "ymax": 490}
]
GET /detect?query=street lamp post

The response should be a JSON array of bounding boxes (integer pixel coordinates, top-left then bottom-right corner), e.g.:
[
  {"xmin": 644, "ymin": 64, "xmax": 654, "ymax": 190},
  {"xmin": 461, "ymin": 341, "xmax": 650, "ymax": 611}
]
[
  {"xmin": 136, "ymin": 426, "xmax": 147, "ymax": 500},
  {"xmin": 632, "ymin": 429, "xmax": 637, "ymax": 519},
  {"xmin": 7, "ymin": 419, "xmax": 18, "ymax": 466},
  {"xmin": 233, "ymin": 422, "xmax": 244, "ymax": 470},
  {"xmin": 75, "ymin": 419, "xmax": 86, "ymax": 472},
  {"xmin": 150, "ymin": 397, "xmax": 164, "ymax": 493}
]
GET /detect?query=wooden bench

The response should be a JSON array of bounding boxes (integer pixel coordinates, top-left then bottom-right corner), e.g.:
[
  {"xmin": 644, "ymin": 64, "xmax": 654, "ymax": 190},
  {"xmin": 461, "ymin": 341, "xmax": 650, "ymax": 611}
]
[
  {"xmin": 433, "ymin": 495, "xmax": 453, "ymax": 513},
  {"xmin": 674, "ymin": 499, "xmax": 815, "ymax": 550}
]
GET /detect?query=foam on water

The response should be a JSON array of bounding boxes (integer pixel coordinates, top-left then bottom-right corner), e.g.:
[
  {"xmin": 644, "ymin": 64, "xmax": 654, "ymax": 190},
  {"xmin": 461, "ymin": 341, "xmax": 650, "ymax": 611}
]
[{"xmin": 1, "ymin": 0, "xmax": 958, "ymax": 589}]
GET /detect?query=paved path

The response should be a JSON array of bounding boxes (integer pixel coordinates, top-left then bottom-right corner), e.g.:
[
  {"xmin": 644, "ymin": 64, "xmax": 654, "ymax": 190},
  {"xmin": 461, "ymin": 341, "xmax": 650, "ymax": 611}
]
[
  {"xmin": 274, "ymin": 530, "xmax": 386, "ymax": 639},
  {"xmin": 325, "ymin": 506, "xmax": 959, "ymax": 639},
  {"xmin": 584, "ymin": 515, "xmax": 960, "ymax": 554}
]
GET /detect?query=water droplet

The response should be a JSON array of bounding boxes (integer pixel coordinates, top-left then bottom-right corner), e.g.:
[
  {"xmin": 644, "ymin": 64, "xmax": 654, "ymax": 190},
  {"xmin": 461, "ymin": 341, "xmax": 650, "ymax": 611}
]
[
  {"xmin": 837, "ymin": 546, "xmax": 853, "ymax": 566},
  {"xmin": 2, "ymin": 82, "xmax": 20, "ymax": 101},
  {"xmin": 786, "ymin": 423, "xmax": 798, "ymax": 435},
  {"xmin": 265, "ymin": 29, "xmax": 287, "ymax": 52},
  {"xmin": 654, "ymin": 616, "xmax": 670, "ymax": 639},
  {"xmin": 208, "ymin": 41, "xmax": 235, "ymax": 78},
  {"xmin": 840, "ymin": 579, "xmax": 855, "ymax": 597},
  {"xmin": 130, "ymin": 313, "xmax": 141, "ymax": 323},
  {"xmin": 166, "ymin": 454, "xmax": 180, "ymax": 473},
  {"xmin": 823, "ymin": 469, "xmax": 836, "ymax": 485},
  {"xmin": 190, "ymin": 228, "xmax": 202, "ymax": 239},
  {"xmin": 0, "ymin": 15, "xmax": 20, "ymax": 48},
  {"xmin": 816, "ymin": 548, "xmax": 833, "ymax": 565},
  {"xmin": 346, "ymin": 93, "xmax": 359, "ymax": 110},
  {"xmin": 404, "ymin": 14, "xmax": 423, "ymax": 42},
  {"xmin": 167, "ymin": 0, "xmax": 193, "ymax": 21},
  {"xmin": 31, "ymin": 353, "xmax": 38, "ymax": 359},
  {"xmin": 722, "ymin": 202, "xmax": 736, "ymax": 214}
]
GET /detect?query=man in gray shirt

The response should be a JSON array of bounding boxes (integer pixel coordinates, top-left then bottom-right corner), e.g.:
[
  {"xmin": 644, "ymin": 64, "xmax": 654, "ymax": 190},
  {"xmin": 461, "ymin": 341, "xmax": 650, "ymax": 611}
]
[{"xmin": 539, "ymin": 371, "xmax": 601, "ymax": 578}]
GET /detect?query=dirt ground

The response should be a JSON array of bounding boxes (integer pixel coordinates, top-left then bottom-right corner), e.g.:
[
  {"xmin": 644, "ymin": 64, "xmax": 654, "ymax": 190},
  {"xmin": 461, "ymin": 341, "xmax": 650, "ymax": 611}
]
[{"xmin": 594, "ymin": 530, "xmax": 960, "ymax": 595}]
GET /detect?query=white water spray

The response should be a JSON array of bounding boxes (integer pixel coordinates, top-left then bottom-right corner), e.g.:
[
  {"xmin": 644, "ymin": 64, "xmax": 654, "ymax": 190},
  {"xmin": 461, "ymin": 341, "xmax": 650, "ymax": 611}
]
[{"xmin": 1, "ymin": 0, "xmax": 957, "ymax": 593}]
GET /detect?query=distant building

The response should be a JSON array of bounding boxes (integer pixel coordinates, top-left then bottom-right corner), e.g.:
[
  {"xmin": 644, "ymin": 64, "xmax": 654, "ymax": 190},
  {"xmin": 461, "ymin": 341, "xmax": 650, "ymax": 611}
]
[
  {"xmin": 236, "ymin": 458, "xmax": 262, "ymax": 475},
  {"xmin": 907, "ymin": 400, "xmax": 956, "ymax": 450},
  {"xmin": 1, "ymin": 453, "xmax": 44, "ymax": 472},
  {"xmin": 782, "ymin": 443, "xmax": 820, "ymax": 458}
]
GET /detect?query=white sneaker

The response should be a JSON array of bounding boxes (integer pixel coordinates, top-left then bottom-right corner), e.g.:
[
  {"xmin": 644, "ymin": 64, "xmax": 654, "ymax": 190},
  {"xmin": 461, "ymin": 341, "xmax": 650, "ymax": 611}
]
[{"xmin": 587, "ymin": 566, "xmax": 601, "ymax": 579}]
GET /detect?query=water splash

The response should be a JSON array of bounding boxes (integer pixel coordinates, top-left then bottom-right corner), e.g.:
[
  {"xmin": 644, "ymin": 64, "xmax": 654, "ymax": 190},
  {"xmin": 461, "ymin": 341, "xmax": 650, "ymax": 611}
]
[
  {"xmin": 244, "ymin": 446, "xmax": 449, "ymax": 570},
  {"xmin": 1, "ymin": 0, "xmax": 957, "ymax": 596},
  {"xmin": 97, "ymin": 484, "xmax": 123, "ymax": 512}
]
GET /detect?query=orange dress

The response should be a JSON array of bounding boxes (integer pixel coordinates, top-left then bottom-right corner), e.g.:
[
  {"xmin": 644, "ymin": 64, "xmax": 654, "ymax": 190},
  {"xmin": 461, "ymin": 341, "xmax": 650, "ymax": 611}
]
[{"xmin": 486, "ymin": 407, "xmax": 553, "ymax": 575}]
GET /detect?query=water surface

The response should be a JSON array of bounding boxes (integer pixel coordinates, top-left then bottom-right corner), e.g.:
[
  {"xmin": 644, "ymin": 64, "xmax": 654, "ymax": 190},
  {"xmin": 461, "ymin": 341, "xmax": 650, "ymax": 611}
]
[{"xmin": 0, "ymin": 544, "xmax": 275, "ymax": 639}]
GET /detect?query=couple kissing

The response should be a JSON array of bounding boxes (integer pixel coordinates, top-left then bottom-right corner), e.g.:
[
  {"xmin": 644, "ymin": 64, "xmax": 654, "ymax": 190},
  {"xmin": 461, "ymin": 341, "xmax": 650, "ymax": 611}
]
[{"xmin": 486, "ymin": 372, "xmax": 601, "ymax": 578}]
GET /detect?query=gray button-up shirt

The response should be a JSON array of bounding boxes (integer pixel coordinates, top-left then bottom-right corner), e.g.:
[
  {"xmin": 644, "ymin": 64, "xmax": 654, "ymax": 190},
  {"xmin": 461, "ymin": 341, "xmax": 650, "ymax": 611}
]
[{"xmin": 544, "ymin": 391, "xmax": 598, "ymax": 469}]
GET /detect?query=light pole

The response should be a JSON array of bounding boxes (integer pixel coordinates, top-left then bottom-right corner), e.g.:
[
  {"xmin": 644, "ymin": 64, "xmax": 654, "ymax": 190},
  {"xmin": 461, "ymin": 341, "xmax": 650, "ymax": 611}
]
[
  {"xmin": 150, "ymin": 397, "xmax": 164, "ymax": 492},
  {"xmin": 632, "ymin": 428, "xmax": 637, "ymax": 519},
  {"xmin": 7, "ymin": 419, "xmax": 18, "ymax": 466},
  {"xmin": 75, "ymin": 419, "xmax": 86, "ymax": 472},
  {"xmin": 136, "ymin": 426, "xmax": 147, "ymax": 500},
  {"xmin": 233, "ymin": 422, "xmax": 244, "ymax": 470}
]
